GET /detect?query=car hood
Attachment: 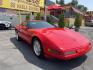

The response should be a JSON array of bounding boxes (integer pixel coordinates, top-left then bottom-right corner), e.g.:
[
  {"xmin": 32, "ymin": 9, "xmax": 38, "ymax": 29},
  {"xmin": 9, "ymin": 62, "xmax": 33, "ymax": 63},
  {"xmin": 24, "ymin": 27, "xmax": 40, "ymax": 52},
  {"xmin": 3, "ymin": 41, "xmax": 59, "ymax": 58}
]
[
  {"xmin": 0, "ymin": 21, "xmax": 11, "ymax": 24},
  {"xmin": 39, "ymin": 28, "xmax": 90, "ymax": 51}
]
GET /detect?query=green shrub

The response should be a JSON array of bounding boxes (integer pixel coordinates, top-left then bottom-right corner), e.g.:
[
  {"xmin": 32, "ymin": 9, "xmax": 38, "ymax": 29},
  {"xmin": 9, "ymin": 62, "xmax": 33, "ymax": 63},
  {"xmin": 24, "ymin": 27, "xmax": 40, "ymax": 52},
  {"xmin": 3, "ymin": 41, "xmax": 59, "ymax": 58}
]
[
  {"xmin": 46, "ymin": 15, "xmax": 53, "ymax": 25},
  {"xmin": 74, "ymin": 14, "xmax": 82, "ymax": 27},
  {"xmin": 35, "ymin": 13, "xmax": 41, "ymax": 20},
  {"xmin": 58, "ymin": 14, "xmax": 65, "ymax": 28},
  {"xmin": 26, "ymin": 14, "xmax": 30, "ymax": 21}
]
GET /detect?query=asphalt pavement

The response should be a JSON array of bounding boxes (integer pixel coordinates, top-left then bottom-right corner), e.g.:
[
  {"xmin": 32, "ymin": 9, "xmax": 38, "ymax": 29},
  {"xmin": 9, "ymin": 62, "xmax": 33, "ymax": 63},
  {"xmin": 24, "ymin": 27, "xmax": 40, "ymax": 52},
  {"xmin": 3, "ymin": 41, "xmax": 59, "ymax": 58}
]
[{"xmin": 0, "ymin": 28, "xmax": 93, "ymax": 70}]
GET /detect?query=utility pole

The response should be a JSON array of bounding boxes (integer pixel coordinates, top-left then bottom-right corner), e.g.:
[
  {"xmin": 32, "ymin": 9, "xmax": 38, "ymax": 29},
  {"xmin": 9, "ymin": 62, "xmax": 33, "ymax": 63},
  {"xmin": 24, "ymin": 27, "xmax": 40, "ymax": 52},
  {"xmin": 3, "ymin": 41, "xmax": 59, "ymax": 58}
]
[
  {"xmin": 18, "ymin": 10, "xmax": 21, "ymax": 24},
  {"xmin": 44, "ymin": 0, "xmax": 47, "ymax": 21}
]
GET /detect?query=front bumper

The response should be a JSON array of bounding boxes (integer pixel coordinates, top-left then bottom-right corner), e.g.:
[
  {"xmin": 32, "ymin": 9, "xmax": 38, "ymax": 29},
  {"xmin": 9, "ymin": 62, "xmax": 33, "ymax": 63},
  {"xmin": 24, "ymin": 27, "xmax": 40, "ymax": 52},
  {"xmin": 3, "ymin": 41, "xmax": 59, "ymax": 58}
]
[{"xmin": 45, "ymin": 45, "xmax": 92, "ymax": 60}]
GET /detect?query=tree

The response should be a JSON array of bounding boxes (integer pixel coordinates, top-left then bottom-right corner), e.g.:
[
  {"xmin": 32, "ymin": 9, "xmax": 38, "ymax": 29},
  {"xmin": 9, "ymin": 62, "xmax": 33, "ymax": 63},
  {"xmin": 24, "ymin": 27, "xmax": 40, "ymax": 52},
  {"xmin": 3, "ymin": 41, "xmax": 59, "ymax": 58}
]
[
  {"xmin": 71, "ymin": 0, "xmax": 78, "ymax": 7},
  {"xmin": 58, "ymin": 14, "xmax": 65, "ymax": 28},
  {"xmin": 59, "ymin": 0, "xmax": 64, "ymax": 6},
  {"xmin": 83, "ymin": 7, "xmax": 88, "ymax": 12},
  {"xmin": 56, "ymin": 0, "xmax": 59, "ymax": 4},
  {"xmin": 35, "ymin": 13, "xmax": 41, "ymax": 20},
  {"xmin": 77, "ymin": 5, "xmax": 88, "ymax": 12},
  {"xmin": 77, "ymin": 5, "xmax": 84, "ymax": 10},
  {"xmin": 26, "ymin": 14, "xmax": 30, "ymax": 21},
  {"xmin": 70, "ymin": 0, "xmax": 88, "ymax": 12}
]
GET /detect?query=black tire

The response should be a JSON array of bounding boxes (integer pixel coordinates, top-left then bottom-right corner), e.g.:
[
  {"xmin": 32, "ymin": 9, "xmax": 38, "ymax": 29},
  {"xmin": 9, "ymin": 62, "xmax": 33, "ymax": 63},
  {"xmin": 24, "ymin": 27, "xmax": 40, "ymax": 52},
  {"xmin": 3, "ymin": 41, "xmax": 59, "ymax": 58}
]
[
  {"xmin": 32, "ymin": 38, "xmax": 44, "ymax": 58},
  {"xmin": 0, "ymin": 24, "xmax": 6, "ymax": 30}
]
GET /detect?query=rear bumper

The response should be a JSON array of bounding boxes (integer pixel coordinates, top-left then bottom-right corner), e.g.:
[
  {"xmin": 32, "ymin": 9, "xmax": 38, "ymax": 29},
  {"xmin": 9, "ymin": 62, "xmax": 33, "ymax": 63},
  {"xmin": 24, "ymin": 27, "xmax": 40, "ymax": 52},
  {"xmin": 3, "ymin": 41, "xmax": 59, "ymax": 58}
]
[{"xmin": 45, "ymin": 45, "xmax": 92, "ymax": 60}]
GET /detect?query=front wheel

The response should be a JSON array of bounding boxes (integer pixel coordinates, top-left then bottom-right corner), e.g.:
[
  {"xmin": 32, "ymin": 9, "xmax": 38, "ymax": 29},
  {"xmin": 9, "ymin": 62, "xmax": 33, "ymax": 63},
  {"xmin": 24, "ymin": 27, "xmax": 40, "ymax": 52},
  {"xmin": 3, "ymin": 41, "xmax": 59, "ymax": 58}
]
[{"xmin": 32, "ymin": 38, "xmax": 44, "ymax": 58}]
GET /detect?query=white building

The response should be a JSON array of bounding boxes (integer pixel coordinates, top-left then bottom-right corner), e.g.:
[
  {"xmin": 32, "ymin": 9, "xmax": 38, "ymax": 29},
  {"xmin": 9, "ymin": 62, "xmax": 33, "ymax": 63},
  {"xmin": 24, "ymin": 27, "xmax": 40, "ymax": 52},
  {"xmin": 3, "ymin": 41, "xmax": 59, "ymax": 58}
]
[{"xmin": 0, "ymin": 8, "xmax": 34, "ymax": 27}]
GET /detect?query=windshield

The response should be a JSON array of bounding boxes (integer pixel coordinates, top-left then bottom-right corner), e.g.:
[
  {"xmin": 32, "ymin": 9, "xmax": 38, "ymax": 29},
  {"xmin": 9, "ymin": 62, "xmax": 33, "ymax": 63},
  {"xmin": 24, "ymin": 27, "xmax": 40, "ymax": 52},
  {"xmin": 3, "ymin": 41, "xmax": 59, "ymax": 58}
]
[{"xmin": 27, "ymin": 21, "xmax": 54, "ymax": 29}]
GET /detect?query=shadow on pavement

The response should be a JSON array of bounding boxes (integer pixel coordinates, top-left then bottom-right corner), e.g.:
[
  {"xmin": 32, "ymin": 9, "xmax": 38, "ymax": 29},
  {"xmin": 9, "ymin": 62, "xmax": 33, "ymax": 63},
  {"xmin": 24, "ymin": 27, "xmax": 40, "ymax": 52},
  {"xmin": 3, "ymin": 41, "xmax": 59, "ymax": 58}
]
[{"xmin": 10, "ymin": 37, "xmax": 87, "ymax": 70}]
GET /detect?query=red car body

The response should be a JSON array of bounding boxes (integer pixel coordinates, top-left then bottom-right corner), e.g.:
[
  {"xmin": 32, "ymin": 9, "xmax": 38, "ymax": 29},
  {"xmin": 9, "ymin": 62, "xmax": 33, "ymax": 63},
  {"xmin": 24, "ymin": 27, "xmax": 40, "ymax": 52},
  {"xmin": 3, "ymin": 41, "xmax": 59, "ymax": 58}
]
[{"xmin": 15, "ymin": 21, "xmax": 91, "ymax": 60}]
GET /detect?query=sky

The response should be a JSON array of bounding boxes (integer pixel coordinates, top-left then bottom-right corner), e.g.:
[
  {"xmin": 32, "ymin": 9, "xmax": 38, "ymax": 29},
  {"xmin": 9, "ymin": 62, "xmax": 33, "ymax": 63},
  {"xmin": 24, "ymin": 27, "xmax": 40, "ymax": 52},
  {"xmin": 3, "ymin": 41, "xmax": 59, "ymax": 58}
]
[{"xmin": 51, "ymin": 0, "xmax": 93, "ymax": 11}]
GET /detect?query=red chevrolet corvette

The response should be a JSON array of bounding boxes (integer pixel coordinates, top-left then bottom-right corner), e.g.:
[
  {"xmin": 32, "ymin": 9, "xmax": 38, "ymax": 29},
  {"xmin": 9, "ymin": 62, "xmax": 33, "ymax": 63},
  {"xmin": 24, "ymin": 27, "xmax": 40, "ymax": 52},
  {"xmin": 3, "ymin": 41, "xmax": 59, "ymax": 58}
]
[{"xmin": 15, "ymin": 20, "xmax": 91, "ymax": 60}]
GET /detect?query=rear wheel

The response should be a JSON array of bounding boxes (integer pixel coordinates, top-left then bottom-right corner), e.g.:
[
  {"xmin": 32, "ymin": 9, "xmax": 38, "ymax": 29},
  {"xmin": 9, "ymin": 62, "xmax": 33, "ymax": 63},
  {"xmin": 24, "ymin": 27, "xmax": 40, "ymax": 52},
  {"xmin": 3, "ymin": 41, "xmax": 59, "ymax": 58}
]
[{"xmin": 32, "ymin": 38, "xmax": 44, "ymax": 58}]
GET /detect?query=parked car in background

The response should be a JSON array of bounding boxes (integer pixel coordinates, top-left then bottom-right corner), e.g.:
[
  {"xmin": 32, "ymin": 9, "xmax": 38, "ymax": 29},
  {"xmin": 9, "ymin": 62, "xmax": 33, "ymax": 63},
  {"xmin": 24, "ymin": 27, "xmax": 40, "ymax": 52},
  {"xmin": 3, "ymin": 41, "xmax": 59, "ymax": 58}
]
[
  {"xmin": 85, "ymin": 20, "xmax": 93, "ymax": 26},
  {"xmin": 15, "ymin": 20, "xmax": 91, "ymax": 60},
  {"xmin": 85, "ymin": 16, "xmax": 93, "ymax": 26},
  {"xmin": 0, "ymin": 21, "xmax": 11, "ymax": 29}
]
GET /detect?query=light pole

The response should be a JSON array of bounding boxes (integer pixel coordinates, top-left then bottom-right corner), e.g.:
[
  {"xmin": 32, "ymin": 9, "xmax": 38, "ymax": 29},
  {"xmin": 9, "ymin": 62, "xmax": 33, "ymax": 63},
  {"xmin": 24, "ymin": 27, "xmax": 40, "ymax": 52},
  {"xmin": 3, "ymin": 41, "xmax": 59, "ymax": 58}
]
[{"xmin": 44, "ymin": 0, "xmax": 47, "ymax": 21}]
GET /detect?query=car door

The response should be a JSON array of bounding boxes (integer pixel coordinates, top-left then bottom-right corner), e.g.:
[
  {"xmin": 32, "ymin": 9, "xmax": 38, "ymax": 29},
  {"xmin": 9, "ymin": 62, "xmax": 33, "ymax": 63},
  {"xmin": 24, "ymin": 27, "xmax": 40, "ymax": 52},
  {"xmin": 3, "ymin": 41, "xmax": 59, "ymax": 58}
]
[{"xmin": 20, "ymin": 21, "xmax": 32, "ymax": 44}]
